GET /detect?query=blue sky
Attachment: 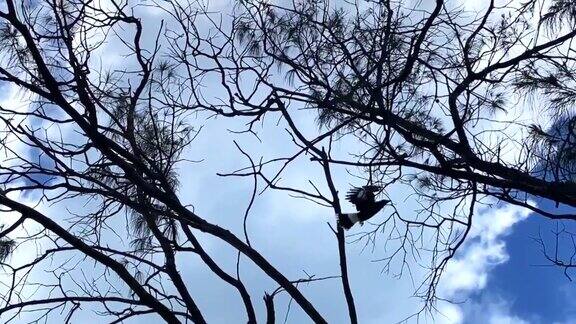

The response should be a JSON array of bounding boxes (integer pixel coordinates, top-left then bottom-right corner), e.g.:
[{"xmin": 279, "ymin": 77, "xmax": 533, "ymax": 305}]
[{"xmin": 478, "ymin": 200, "xmax": 576, "ymax": 324}]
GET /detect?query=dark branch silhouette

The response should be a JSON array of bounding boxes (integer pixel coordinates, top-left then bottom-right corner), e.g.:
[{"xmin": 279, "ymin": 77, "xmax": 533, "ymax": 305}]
[{"xmin": 1, "ymin": 0, "xmax": 576, "ymax": 322}]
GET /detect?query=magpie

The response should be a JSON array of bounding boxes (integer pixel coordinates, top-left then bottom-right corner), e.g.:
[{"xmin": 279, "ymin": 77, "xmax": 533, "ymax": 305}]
[{"xmin": 337, "ymin": 185, "xmax": 389, "ymax": 230}]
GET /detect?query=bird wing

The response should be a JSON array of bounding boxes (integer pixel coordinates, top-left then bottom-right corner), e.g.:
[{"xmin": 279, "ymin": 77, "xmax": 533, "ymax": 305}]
[
  {"xmin": 345, "ymin": 187, "xmax": 362, "ymax": 207},
  {"xmin": 362, "ymin": 185, "xmax": 381, "ymax": 194},
  {"xmin": 345, "ymin": 186, "xmax": 381, "ymax": 209}
]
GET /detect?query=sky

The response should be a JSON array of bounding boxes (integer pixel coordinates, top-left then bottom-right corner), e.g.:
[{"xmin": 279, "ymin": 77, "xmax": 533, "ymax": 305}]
[{"xmin": 0, "ymin": 0, "xmax": 575, "ymax": 323}]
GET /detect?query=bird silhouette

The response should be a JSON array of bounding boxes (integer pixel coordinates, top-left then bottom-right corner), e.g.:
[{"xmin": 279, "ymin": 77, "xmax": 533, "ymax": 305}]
[{"xmin": 337, "ymin": 185, "xmax": 389, "ymax": 230}]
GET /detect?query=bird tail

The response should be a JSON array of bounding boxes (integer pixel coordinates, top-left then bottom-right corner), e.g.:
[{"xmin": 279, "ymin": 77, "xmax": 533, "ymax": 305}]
[{"xmin": 336, "ymin": 213, "xmax": 359, "ymax": 230}]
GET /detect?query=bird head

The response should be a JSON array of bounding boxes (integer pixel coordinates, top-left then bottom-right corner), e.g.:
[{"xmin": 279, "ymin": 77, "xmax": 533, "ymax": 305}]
[{"xmin": 375, "ymin": 199, "xmax": 390, "ymax": 211}]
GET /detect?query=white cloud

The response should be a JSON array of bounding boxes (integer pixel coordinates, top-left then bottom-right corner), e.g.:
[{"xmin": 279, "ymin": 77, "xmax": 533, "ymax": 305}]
[
  {"xmin": 491, "ymin": 315, "xmax": 530, "ymax": 324},
  {"xmin": 438, "ymin": 303, "xmax": 464, "ymax": 324},
  {"xmin": 438, "ymin": 203, "xmax": 531, "ymax": 323},
  {"xmin": 478, "ymin": 298, "xmax": 530, "ymax": 324},
  {"xmin": 438, "ymin": 295, "xmax": 532, "ymax": 324}
]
